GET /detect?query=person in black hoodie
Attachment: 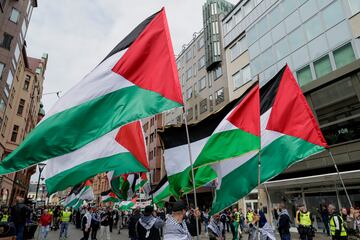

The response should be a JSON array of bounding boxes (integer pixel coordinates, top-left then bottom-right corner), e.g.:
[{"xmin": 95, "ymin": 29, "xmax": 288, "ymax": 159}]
[
  {"xmin": 10, "ymin": 197, "xmax": 29, "ymax": 240},
  {"xmin": 136, "ymin": 205, "xmax": 164, "ymax": 240},
  {"xmin": 128, "ymin": 208, "xmax": 141, "ymax": 240},
  {"xmin": 278, "ymin": 204, "xmax": 292, "ymax": 240},
  {"xmin": 186, "ymin": 208, "xmax": 202, "ymax": 238}
]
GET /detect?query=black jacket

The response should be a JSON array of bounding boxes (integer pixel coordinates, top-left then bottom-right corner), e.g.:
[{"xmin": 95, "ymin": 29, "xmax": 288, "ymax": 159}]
[
  {"xmin": 128, "ymin": 213, "xmax": 141, "ymax": 238},
  {"xmin": 278, "ymin": 212, "xmax": 291, "ymax": 235},
  {"xmin": 10, "ymin": 203, "xmax": 29, "ymax": 224}
]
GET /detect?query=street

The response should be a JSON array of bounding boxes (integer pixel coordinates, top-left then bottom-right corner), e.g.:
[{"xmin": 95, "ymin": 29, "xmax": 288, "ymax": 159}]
[{"xmin": 36, "ymin": 223, "xmax": 329, "ymax": 240}]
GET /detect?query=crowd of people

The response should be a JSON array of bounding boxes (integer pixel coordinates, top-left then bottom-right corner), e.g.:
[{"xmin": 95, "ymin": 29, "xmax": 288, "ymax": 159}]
[{"xmin": 1, "ymin": 198, "xmax": 360, "ymax": 240}]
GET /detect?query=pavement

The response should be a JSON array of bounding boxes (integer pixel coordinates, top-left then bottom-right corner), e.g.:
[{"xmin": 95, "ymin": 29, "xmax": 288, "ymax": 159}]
[{"xmin": 37, "ymin": 223, "xmax": 329, "ymax": 240}]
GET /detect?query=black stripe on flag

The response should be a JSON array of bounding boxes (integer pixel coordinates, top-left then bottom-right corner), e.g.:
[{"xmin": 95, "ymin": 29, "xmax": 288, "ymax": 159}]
[
  {"xmin": 102, "ymin": 10, "xmax": 161, "ymax": 62},
  {"xmin": 149, "ymin": 175, "xmax": 168, "ymax": 195},
  {"xmin": 159, "ymin": 83, "xmax": 257, "ymax": 149},
  {"xmin": 260, "ymin": 65, "xmax": 286, "ymax": 115},
  {"xmin": 101, "ymin": 189, "xmax": 112, "ymax": 196},
  {"xmin": 68, "ymin": 182, "xmax": 85, "ymax": 196}
]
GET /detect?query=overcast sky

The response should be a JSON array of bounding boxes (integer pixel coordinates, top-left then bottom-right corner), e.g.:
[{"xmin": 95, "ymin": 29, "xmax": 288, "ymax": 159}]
[
  {"xmin": 28, "ymin": 0, "xmax": 238, "ymax": 182},
  {"xmin": 26, "ymin": 0, "xmax": 237, "ymax": 112}
]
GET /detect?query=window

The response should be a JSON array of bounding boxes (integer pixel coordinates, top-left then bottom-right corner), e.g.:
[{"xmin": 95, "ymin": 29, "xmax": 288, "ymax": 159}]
[
  {"xmin": 305, "ymin": 15, "xmax": 323, "ymax": 41},
  {"xmin": 259, "ymin": 33, "xmax": 272, "ymax": 52},
  {"xmin": 233, "ymin": 71, "xmax": 242, "ymax": 89},
  {"xmin": 198, "ymin": 56, "xmax": 205, "ymax": 70},
  {"xmin": 186, "ymin": 49, "xmax": 192, "ymax": 62},
  {"xmin": 0, "ymin": 62, "xmax": 4, "ymax": 79},
  {"xmin": 0, "ymin": 33, "xmax": 13, "ymax": 50},
  {"xmin": 348, "ymin": 0, "xmax": 360, "ymax": 16},
  {"xmin": 333, "ymin": 43, "xmax": 356, "ymax": 69},
  {"xmin": 2, "ymin": 116, "xmax": 7, "ymax": 136},
  {"xmin": 200, "ymin": 99, "xmax": 207, "ymax": 114},
  {"xmin": 23, "ymin": 75, "xmax": 30, "ymax": 90},
  {"xmin": 0, "ymin": 99, "xmax": 5, "ymax": 112},
  {"xmin": 9, "ymin": 8, "xmax": 20, "ymax": 23},
  {"xmin": 149, "ymin": 151, "xmax": 153, "ymax": 160},
  {"xmin": 314, "ymin": 55, "xmax": 332, "ymax": 78},
  {"xmin": 208, "ymin": 74, "xmax": 213, "ymax": 88},
  {"xmin": 198, "ymin": 37, "xmax": 205, "ymax": 49},
  {"xmin": 187, "ymin": 107, "xmax": 193, "ymax": 121},
  {"xmin": 296, "ymin": 65, "xmax": 313, "ymax": 86},
  {"xmin": 212, "ymin": 21, "xmax": 219, "ymax": 34},
  {"xmin": 150, "ymin": 133, "xmax": 154, "ymax": 143},
  {"xmin": 193, "ymin": 63, "xmax": 197, "ymax": 77},
  {"xmin": 275, "ymin": 37, "xmax": 290, "ymax": 60},
  {"xmin": 235, "ymin": 8, "xmax": 244, "ymax": 24},
  {"xmin": 3, "ymin": 87, "xmax": 9, "ymax": 98},
  {"xmin": 186, "ymin": 87, "xmax": 193, "ymax": 100},
  {"xmin": 6, "ymin": 70, "xmax": 13, "ymax": 87},
  {"xmin": 215, "ymin": 88, "xmax": 224, "ymax": 105},
  {"xmin": 214, "ymin": 66, "xmax": 222, "ymax": 80},
  {"xmin": 299, "ymin": 0, "xmax": 318, "ymax": 22},
  {"xmin": 11, "ymin": 125, "xmax": 19, "ymax": 142},
  {"xmin": 288, "ymin": 27, "xmax": 306, "ymax": 52},
  {"xmin": 308, "ymin": 34, "xmax": 328, "ymax": 60},
  {"xmin": 195, "ymin": 104, "xmax": 198, "ymax": 120},
  {"xmin": 213, "ymin": 41, "xmax": 221, "ymax": 56},
  {"xmin": 17, "ymin": 99, "xmax": 25, "ymax": 115},
  {"xmin": 230, "ymin": 37, "xmax": 247, "ymax": 61},
  {"xmin": 271, "ymin": 22, "xmax": 286, "ymax": 44},
  {"xmin": 242, "ymin": 65, "xmax": 251, "ymax": 84},
  {"xmin": 211, "ymin": 2, "xmax": 218, "ymax": 15},
  {"xmin": 150, "ymin": 118, "xmax": 154, "ymax": 126},
  {"xmin": 233, "ymin": 65, "xmax": 251, "ymax": 89},
  {"xmin": 285, "ymin": 11, "xmax": 301, "ymax": 33},
  {"xmin": 21, "ymin": 21, "xmax": 27, "ymax": 38},
  {"xmin": 186, "ymin": 67, "xmax": 192, "ymax": 80},
  {"xmin": 209, "ymin": 95, "xmax": 214, "ymax": 112},
  {"xmin": 194, "ymin": 83, "xmax": 198, "ymax": 97},
  {"xmin": 199, "ymin": 77, "xmax": 206, "ymax": 91},
  {"xmin": 14, "ymin": 44, "xmax": 20, "ymax": 64},
  {"xmin": 326, "ymin": 21, "xmax": 351, "ymax": 49},
  {"xmin": 322, "ymin": 1, "xmax": 344, "ymax": 30}
]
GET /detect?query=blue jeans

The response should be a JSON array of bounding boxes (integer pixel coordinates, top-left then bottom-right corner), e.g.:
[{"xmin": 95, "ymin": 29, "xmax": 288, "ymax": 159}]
[
  {"xmin": 281, "ymin": 233, "xmax": 291, "ymax": 240},
  {"xmin": 15, "ymin": 223, "xmax": 25, "ymax": 240},
  {"xmin": 59, "ymin": 222, "xmax": 69, "ymax": 238}
]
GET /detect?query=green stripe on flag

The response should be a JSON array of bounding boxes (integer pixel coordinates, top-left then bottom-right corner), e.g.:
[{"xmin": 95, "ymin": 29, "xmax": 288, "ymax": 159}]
[
  {"xmin": 46, "ymin": 152, "xmax": 147, "ymax": 194},
  {"xmin": 0, "ymin": 85, "xmax": 181, "ymax": 174}
]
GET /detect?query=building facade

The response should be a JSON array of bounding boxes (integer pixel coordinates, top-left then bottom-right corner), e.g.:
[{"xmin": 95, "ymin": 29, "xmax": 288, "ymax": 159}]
[{"xmin": 222, "ymin": 0, "xmax": 360, "ymax": 230}]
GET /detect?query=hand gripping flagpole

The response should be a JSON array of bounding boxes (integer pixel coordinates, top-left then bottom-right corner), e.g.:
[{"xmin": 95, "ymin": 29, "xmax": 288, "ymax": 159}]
[
  {"xmin": 183, "ymin": 105, "xmax": 200, "ymax": 240},
  {"xmin": 328, "ymin": 150, "xmax": 353, "ymax": 208}
]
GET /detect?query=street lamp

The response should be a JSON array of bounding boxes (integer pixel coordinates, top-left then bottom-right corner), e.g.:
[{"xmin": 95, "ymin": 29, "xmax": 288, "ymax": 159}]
[{"xmin": 35, "ymin": 163, "xmax": 46, "ymax": 204}]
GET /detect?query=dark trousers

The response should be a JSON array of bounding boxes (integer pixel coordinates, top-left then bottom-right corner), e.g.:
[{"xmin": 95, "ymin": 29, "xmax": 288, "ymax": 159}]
[
  {"xmin": 332, "ymin": 236, "xmax": 348, "ymax": 240},
  {"xmin": 15, "ymin": 223, "xmax": 25, "ymax": 240},
  {"xmin": 91, "ymin": 227, "xmax": 98, "ymax": 239},
  {"xmin": 280, "ymin": 233, "xmax": 291, "ymax": 240},
  {"xmin": 299, "ymin": 226, "xmax": 313, "ymax": 240},
  {"xmin": 82, "ymin": 229, "xmax": 90, "ymax": 240}
]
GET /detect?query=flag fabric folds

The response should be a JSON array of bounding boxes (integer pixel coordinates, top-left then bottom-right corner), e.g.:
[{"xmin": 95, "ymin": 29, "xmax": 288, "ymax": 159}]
[
  {"xmin": 210, "ymin": 65, "xmax": 328, "ymax": 214},
  {"xmin": 101, "ymin": 190, "xmax": 120, "ymax": 203},
  {"xmin": 149, "ymin": 175, "xmax": 171, "ymax": 204},
  {"xmin": 159, "ymin": 96, "xmax": 245, "ymax": 197},
  {"xmin": 118, "ymin": 197, "xmax": 137, "ymax": 211},
  {"xmin": 63, "ymin": 180, "xmax": 94, "ymax": 208},
  {"xmin": 0, "ymin": 8, "xmax": 183, "ymax": 185},
  {"xmin": 44, "ymin": 121, "xmax": 148, "ymax": 194}
]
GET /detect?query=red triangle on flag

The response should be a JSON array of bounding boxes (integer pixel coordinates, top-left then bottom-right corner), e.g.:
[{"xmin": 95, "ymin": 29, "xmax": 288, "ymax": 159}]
[{"xmin": 266, "ymin": 65, "xmax": 328, "ymax": 148}]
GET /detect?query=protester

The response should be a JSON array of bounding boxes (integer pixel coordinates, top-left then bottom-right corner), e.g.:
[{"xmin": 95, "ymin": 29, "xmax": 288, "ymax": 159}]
[
  {"xmin": 100, "ymin": 208, "xmax": 112, "ymax": 240},
  {"xmin": 128, "ymin": 208, "xmax": 141, "ymax": 240},
  {"xmin": 91, "ymin": 208, "xmax": 101, "ymax": 240},
  {"xmin": 117, "ymin": 210, "xmax": 123, "ymax": 234},
  {"xmin": 10, "ymin": 197, "xmax": 29, "ymax": 240},
  {"xmin": 320, "ymin": 204, "xmax": 330, "ymax": 236},
  {"xmin": 81, "ymin": 207, "xmax": 92, "ymax": 240},
  {"xmin": 202, "ymin": 208, "xmax": 210, "ymax": 234},
  {"xmin": 59, "ymin": 207, "xmax": 72, "ymax": 239},
  {"xmin": 278, "ymin": 204, "xmax": 292, "ymax": 240},
  {"xmin": 186, "ymin": 207, "xmax": 201, "ymax": 237},
  {"xmin": 136, "ymin": 205, "xmax": 164, "ymax": 240},
  {"xmin": 39, "ymin": 209, "xmax": 53, "ymax": 240},
  {"xmin": 208, "ymin": 213, "xmax": 224, "ymax": 240},
  {"xmin": 163, "ymin": 201, "xmax": 194, "ymax": 240},
  {"xmin": 219, "ymin": 210, "xmax": 227, "ymax": 238},
  {"xmin": 347, "ymin": 208, "xmax": 360, "ymax": 240},
  {"xmin": 328, "ymin": 204, "xmax": 348, "ymax": 240},
  {"xmin": 257, "ymin": 210, "xmax": 276, "ymax": 240}
]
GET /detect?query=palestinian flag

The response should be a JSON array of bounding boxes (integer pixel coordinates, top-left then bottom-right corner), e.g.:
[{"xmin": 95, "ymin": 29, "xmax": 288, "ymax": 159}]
[
  {"xmin": 210, "ymin": 65, "xmax": 328, "ymax": 214},
  {"xmin": 101, "ymin": 190, "xmax": 120, "ymax": 203},
  {"xmin": 159, "ymin": 96, "xmax": 244, "ymax": 196},
  {"xmin": 118, "ymin": 197, "xmax": 137, "ymax": 211},
  {"xmin": 107, "ymin": 170, "xmax": 126, "ymax": 199},
  {"xmin": 43, "ymin": 121, "xmax": 148, "ymax": 194},
  {"xmin": 63, "ymin": 180, "xmax": 94, "ymax": 208},
  {"xmin": 135, "ymin": 172, "xmax": 148, "ymax": 192},
  {"xmin": 0, "ymin": 8, "xmax": 183, "ymax": 177},
  {"xmin": 149, "ymin": 175, "xmax": 171, "ymax": 204}
]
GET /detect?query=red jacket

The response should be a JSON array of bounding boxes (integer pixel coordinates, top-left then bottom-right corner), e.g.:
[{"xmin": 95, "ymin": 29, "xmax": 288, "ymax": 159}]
[{"xmin": 39, "ymin": 213, "xmax": 52, "ymax": 226}]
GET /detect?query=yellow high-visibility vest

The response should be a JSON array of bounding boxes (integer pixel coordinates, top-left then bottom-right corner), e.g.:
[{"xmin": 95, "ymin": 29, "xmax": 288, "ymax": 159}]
[
  {"xmin": 330, "ymin": 215, "xmax": 347, "ymax": 237},
  {"xmin": 1, "ymin": 214, "xmax": 9, "ymax": 222},
  {"xmin": 234, "ymin": 212, "xmax": 240, "ymax": 223},
  {"xmin": 60, "ymin": 211, "xmax": 71, "ymax": 222},
  {"xmin": 299, "ymin": 211, "xmax": 312, "ymax": 226},
  {"xmin": 246, "ymin": 212, "xmax": 254, "ymax": 222}
]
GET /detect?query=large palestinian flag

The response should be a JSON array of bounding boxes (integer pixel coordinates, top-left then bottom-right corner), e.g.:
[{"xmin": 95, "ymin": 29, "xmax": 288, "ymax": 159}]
[
  {"xmin": 0, "ymin": 8, "xmax": 183, "ymax": 177},
  {"xmin": 44, "ymin": 121, "xmax": 148, "ymax": 194},
  {"xmin": 210, "ymin": 65, "xmax": 328, "ymax": 214},
  {"xmin": 118, "ymin": 197, "xmax": 137, "ymax": 211},
  {"xmin": 159, "ymin": 96, "xmax": 245, "ymax": 196}
]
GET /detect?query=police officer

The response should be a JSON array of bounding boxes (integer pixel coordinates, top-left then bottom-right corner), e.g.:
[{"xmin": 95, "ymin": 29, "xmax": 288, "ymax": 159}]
[
  {"xmin": 246, "ymin": 207, "xmax": 254, "ymax": 224},
  {"xmin": 0, "ymin": 207, "xmax": 9, "ymax": 222},
  {"xmin": 59, "ymin": 207, "xmax": 72, "ymax": 239},
  {"xmin": 296, "ymin": 204, "xmax": 314, "ymax": 240},
  {"xmin": 328, "ymin": 204, "xmax": 348, "ymax": 240}
]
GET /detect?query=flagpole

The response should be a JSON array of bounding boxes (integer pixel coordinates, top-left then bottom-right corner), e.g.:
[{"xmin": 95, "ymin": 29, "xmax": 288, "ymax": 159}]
[
  {"xmin": 256, "ymin": 75, "xmax": 261, "ymax": 240},
  {"xmin": 183, "ymin": 105, "xmax": 200, "ymax": 240},
  {"xmin": 328, "ymin": 150, "xmax": 352, "ymax": 208}
]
